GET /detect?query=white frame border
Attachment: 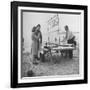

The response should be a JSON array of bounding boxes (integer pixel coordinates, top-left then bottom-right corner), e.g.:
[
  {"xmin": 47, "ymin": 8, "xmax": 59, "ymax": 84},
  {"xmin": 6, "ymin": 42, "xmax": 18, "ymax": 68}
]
[{"xmin": 18, "ymin": 6, "xmax": 84, "ymax": 83}]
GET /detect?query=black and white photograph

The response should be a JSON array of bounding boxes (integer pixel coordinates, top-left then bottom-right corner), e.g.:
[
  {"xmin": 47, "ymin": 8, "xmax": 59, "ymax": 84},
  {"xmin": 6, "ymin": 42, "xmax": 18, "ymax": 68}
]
[
  {"xmin": 21, "ymin": 11, "xmax": 80, "ymax": 78},
  {"xmin": 11, "ymin": 1, "xmax": 87, "ymax": 88}
]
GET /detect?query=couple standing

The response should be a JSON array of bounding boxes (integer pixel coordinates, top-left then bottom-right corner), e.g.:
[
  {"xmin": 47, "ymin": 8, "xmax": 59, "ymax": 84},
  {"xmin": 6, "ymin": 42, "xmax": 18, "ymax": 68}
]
[{"xmin": 31, "ymin": 24, "xmax": 42, "ymax": 64}]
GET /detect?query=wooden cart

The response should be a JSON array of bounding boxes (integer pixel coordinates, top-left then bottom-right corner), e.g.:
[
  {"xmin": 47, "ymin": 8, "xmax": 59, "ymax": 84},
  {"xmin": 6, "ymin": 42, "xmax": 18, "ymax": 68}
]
[{"xmin": 40, "ymin": 42, "xmax": 76, "ymax": 62}]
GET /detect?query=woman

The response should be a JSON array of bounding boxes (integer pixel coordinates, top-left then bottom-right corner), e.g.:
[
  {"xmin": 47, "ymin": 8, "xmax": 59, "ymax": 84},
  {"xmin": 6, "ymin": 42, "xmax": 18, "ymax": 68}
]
[{"xmin": 31, "ymin": 26, "xmax": 40, "ymax": 64}]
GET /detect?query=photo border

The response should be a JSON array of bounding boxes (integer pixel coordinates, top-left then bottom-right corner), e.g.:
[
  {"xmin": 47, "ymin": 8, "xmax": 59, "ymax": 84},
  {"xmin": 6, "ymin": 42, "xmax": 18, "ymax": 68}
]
[{"xmin": 11, "ymin": 1, "xmax": 88, "ymax": 88}]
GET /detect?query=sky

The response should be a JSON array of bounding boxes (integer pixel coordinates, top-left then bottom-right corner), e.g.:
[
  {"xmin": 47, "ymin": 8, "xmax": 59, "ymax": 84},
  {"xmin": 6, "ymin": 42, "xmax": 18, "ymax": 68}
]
[{"xmin": 22, "ymin": 12, "xmax": 82, "ymax": 52}]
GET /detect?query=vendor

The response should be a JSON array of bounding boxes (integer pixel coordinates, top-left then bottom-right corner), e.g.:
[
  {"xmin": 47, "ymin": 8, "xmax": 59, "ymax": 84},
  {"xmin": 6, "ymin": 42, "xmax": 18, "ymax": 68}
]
[{"xmin": 63, "ymin": 25, "xmax": 76, "ymax": 58}]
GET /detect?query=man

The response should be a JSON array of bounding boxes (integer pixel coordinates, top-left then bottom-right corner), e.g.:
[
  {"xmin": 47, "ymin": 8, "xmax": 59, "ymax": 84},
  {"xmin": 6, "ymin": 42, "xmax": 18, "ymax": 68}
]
[
  {"xmin": 63, "ymin": 25, "xmax": 76, "ymax": 58},
  {"xmin": 35, "ymin": 24, "xmax": 42, "ymax": 60}
]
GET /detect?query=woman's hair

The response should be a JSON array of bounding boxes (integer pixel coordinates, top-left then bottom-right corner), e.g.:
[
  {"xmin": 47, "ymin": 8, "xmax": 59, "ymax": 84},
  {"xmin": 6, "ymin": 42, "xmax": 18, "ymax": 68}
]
[
  {"xmin": 32, "ymin": 26, "xmax": 36, "ymax": 32},
  {"xmin": 37, "ymin": 24, "xmax": 41, "ymax": 28}
]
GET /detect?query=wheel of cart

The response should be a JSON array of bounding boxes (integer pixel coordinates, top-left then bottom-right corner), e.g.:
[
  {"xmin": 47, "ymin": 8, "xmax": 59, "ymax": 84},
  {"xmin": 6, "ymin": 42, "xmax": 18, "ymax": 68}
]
[{"xmin": 40, "ymin": 46, "xmax": 53, "ymax": 62}]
